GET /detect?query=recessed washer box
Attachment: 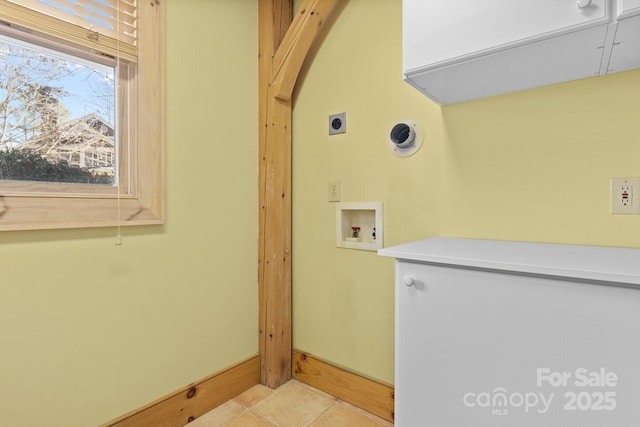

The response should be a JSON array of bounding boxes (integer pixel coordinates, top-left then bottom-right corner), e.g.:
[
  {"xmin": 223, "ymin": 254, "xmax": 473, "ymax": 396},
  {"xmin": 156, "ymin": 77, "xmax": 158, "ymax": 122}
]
[{"xmin": 336, "ymin": 202, "xmax": 382, "ymax": 251}]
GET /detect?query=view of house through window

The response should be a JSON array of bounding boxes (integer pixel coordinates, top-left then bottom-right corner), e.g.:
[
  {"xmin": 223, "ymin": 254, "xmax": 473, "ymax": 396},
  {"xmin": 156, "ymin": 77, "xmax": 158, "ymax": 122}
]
[{"xmin": 0, "ymin": 33, "xmax": 116, "ymax": 185}]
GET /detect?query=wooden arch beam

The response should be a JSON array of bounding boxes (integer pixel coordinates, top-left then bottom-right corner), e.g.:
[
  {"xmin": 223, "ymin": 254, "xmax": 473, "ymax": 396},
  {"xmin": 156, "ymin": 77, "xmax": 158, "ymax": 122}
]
[
  {"xmin": 271, "ymin": 0, "xmax": 339, "ymax": 101},
  {"xmin": 258, "ymin": 0, "xmax": 341, "ymax": 388}
]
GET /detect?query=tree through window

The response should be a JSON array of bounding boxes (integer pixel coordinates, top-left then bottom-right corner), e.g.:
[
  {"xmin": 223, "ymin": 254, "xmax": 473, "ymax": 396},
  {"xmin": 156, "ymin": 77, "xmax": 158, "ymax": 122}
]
[
  {"xmin": 0, "ymin": 1, "xmax": 165, "ymax": 231},
  {"xmin": 0, "ymin": 34, "xmax": 116, "ymax": 184}
]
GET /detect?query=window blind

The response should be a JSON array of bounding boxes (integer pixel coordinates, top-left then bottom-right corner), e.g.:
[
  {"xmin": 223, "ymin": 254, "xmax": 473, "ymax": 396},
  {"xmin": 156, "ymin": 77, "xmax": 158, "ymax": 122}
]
[{"xmin": 0, "ymin": 0, "xmax": 137, "ymax": 61}]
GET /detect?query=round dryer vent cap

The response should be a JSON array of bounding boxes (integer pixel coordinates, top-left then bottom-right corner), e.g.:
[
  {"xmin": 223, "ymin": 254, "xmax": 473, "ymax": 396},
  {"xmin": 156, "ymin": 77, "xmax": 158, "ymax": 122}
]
[{"xmin": 388, "ymin": 120, "xmax": 423, "ymax": 157}]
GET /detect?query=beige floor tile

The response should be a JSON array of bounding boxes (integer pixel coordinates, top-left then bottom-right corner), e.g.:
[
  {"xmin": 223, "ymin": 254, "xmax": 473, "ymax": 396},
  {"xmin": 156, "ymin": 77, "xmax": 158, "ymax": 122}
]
[
  {"xmin": 339, "ymin": 401, "xmax": 393, "ymax": 426},
  {"xmin": 288, "ymin": 380, "xmax": 338, "ymax": 401},
  {"xmin": 223, "ymin": 410, "xmax": 276, "ymax": 427},
  {"xmin": 233, "ymin": 384, "xmax": 275, "ymax": 408},
  {"xmin": 252, "ymin": 381, "xmax": 336, "ymax": 427},
  {"xmin": 309, "ymin": 401, "xmax": 392, "ymax": 427},
  {"xmin": 185, "ymin": 400, "xmax": 245, "ymax": 427}
]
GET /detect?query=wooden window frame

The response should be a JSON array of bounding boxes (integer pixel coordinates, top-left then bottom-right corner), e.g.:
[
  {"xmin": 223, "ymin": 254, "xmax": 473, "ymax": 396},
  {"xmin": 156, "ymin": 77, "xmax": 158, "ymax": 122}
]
[{"xmin": 0, "ymin": 1, "xmax": 164, "ymax": 231}]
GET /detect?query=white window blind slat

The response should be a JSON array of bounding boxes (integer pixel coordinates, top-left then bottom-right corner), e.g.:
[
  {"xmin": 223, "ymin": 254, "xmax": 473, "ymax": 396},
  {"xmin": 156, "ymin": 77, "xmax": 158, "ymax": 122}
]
[
  {"xmin": 1, "ymin": 0, "xmax": 137, "ymax": 60},
  {"xmin": 13, "ymin": 0, "xmax": 136, "ymax": 44}
]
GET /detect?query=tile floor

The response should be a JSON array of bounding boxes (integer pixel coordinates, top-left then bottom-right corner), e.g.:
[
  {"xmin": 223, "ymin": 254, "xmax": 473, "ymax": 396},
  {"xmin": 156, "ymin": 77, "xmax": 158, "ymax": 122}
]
[{"xmin": 184, "ymin": 380, "xmax": 394, "ymax": 427}]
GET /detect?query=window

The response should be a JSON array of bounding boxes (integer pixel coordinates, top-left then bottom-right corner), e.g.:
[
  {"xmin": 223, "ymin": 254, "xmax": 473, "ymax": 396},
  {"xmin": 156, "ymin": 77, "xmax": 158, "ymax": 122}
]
[
  {"xmin": 0, "ymin": 33, "xmax": 118, "ymax": 185},
  {"xmin": 0, "ymin": 0, "xmax": 164, "ymax": 231}
]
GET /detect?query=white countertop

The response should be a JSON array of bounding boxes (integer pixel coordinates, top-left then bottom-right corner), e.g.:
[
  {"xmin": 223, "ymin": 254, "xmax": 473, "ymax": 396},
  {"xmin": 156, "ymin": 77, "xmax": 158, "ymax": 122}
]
[{"xmin": 379, "ymin": 237, "xmax": 640, "ymax": 286}]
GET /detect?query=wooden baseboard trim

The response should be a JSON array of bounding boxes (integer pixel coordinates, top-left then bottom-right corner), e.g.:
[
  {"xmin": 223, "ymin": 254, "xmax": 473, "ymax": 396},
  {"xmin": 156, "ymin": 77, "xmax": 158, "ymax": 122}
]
[
  {"xmin": 292, "ymin": 349, "xmax": 394, "ymax": 422},
  {"xmin": 102, "ymin": 354, "xmax": 260, "ymax": 427}
]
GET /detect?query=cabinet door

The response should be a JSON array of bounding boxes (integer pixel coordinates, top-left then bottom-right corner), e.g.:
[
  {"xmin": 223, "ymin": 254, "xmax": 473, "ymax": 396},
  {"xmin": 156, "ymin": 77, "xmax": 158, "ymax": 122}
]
[
  {"xmin": 403, "ymin": 0, "xmax": 609, "ymax": 72},
  {"xmin": 607, "ymin": 14, "xmax": 640, "ymax": 73},
  {"xmin": 617, "ymin": 0, "xmax": 640, "ymax": 19},
  {"xmin": 395, "ymin": 261, "xmax": 640, "ymax": 426}
]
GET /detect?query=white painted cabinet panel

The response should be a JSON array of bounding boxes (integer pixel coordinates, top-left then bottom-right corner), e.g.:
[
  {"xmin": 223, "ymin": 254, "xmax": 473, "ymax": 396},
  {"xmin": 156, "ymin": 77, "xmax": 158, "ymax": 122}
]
[
  {"xmin": 404, "ymin": 0, "xmax": 609, "ymax": 71},
  {"xmin": 607, "ymin": 14, "xmax": 640, "ymax": 72},
  {"xmin": 380, "ymin": 238, "xmax": 640, "ymax": 426},
  {"xmin": 617, "ymin": 0, "xmax": 640, "ymax": 18},
  {"xmin": 407, "ymin": 25, "xmax": 607, "ymax": 105},
  {"xmin": 403, "ymin": 0, "xmax": 640, "ymax": 104}
]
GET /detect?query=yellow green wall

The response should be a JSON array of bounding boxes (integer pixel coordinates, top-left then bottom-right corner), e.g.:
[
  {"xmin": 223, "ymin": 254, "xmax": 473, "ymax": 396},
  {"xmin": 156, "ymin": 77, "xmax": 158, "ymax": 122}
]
[
  {"xmin": 2, "ymin": 1, "xmax": 638, "ymax": 424},
  {"xmin": 292, "ymin": 0, "xmax": 640, "ymax": 384},
  {"xmin": 0, "ymin": 1, "xmax": 258, "ymax": 426}
]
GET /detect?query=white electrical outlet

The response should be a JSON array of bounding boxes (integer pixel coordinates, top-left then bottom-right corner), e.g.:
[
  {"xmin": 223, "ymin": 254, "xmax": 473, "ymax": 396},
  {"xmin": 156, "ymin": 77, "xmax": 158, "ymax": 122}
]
[{"xmin": 611, "ymin": 178, "xmax": 640, "ymax": 214}]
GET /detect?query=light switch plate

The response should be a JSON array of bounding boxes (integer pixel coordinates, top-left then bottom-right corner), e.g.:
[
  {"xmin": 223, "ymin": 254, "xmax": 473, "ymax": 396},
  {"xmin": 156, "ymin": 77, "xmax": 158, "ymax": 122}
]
[{"xmin": 328, "ymin": 181, "xmax": 340, "ymax": 202}]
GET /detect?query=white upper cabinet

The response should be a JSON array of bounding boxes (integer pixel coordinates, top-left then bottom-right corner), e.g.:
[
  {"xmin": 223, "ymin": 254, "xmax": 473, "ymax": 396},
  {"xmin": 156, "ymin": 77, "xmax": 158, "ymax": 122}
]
[
  {"xmin": 404, "ymin": 0, "xmax": 639, "ymax": 104},
  {"xmin": 404, "ymin": 0, "xmax": 609, "ymax": 72},
  {"xmin": 608, "ymin": 14, "xmax": 640, "ymax": 73},
  {"xmin": 617, "ymin": 0, "xmax": 640, "ymax": 18}
]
